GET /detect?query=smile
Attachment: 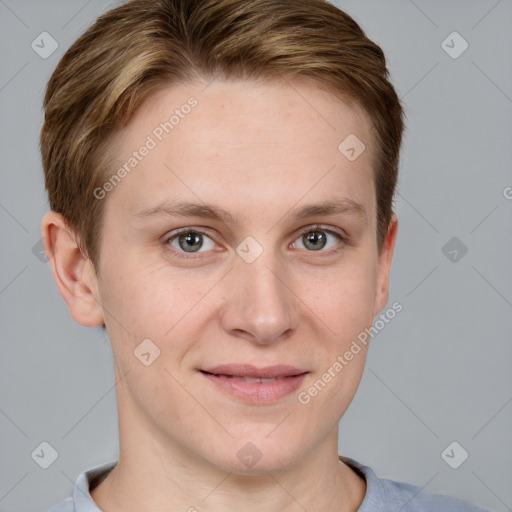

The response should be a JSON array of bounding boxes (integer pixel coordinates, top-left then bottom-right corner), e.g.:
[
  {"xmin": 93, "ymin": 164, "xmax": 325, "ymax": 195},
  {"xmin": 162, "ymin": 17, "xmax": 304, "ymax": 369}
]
[{"xmin": 199, "ymin": 368, "xmax": 309, "ymax": 403}]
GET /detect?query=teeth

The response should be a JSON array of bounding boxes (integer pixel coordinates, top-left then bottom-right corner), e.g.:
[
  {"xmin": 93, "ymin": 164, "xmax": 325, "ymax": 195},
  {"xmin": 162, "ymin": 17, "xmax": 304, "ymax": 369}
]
[
  {"xmin": 227, "ymin": 376, "xmax": 285, "ymax": 383},
  {"xmin": 205, "ymin": 372, "xmax": 300, "ymax": 382}
]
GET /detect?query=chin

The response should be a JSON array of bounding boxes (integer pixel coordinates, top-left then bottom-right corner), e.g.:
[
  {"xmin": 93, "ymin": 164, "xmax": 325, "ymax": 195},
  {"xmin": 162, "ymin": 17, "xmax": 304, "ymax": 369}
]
[{"xmin": 205, "ymin": 435, "xmax": 304, "ymax": 476}]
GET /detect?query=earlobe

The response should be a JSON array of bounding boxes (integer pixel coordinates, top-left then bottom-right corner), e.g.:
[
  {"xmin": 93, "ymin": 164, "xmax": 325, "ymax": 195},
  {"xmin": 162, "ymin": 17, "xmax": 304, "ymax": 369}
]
[
  {"xmin": 372, "ymin": 214, "xmax": 398, "ymax": 317},
  {"xmin": 41, "ymin": 211, "xmax": 105, "ymax": 327}
]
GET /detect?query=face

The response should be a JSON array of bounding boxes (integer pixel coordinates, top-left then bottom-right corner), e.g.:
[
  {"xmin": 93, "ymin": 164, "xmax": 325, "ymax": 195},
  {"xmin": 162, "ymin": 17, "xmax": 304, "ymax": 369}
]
[{"xmin": 81, "ymin": 79, "xmax": 396, "ymax": 474}]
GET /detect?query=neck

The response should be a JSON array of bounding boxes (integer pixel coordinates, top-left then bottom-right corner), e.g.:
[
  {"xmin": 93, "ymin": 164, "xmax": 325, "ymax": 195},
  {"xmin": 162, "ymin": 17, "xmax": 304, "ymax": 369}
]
[
  {"xmin": 91, "ymin": 437, "xmax": 365, "ymax": 511},
  {"xmin": 91, "ymin": 382, "xmax": 366, "ymax": 511}
]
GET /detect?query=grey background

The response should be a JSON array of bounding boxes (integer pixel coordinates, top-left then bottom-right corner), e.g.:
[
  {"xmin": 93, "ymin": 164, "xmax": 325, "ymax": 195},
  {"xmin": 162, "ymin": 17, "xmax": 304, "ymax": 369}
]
[{"xmin": 0, "ymin": 0, "xmax": 511, "ymax": 511}]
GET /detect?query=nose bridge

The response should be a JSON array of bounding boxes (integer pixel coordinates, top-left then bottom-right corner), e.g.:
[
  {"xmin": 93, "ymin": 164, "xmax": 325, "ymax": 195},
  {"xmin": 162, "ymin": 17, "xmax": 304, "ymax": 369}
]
[{"xmin": 221, "ymin": 242, "xmax": 298, "ymax": 343}]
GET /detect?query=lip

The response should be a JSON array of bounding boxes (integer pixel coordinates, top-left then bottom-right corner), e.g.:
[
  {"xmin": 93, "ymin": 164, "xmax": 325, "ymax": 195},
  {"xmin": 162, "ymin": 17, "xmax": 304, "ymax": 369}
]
[
  {"xmin": 199, "ymin": 364, "xmax": 309, "ymax": 403},
  {"xmin": 201, "ymin": 364, "xmax": 307, "ymax": 379}
]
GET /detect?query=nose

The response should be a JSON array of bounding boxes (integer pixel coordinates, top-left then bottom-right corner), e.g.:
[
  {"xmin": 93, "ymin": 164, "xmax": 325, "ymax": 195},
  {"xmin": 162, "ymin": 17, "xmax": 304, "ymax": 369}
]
[{"xmin": 218, "ymin": 249, "xmax": 299, "ymax": 346}]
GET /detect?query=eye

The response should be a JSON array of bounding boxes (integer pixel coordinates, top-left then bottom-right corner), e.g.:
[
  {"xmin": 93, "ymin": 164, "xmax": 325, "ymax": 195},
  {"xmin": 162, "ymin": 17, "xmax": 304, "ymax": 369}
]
[
  {"xmin": 293, "ymin": 225, "xmax": 344, "ymax": 252},
  {"xmin": 166, "ymin": 229, "xmax": 216, "ymax": 255}
]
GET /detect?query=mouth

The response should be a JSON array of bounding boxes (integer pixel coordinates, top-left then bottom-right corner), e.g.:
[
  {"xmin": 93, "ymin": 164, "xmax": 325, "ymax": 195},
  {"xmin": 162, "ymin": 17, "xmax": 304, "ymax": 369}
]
[
  {"xmin": 201, "ymin": 364, "xmax": 308, "ymax": 379},
  {"xmin": 198, "ymin": 364, "xmax": 309, "ymax": 403},
  {"xmin": 201, "ymin": 373, "xmax": 294, "ymax": 383}
]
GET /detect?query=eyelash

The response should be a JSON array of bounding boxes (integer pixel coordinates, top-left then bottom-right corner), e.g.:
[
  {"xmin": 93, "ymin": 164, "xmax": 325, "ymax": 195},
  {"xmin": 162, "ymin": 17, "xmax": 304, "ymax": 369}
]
[{"xmin": 163, "ymin": 224, "xmax": 347, "ymax": 260}]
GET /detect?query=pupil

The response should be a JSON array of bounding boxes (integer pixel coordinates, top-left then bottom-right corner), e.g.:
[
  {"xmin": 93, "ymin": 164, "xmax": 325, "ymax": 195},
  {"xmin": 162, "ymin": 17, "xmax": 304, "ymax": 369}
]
[
  {"xmin": 180, "ymin": 232, "xmax": 202, "ymax": 252},
  {"xmin": 304, "ymin": 231, "xmax": 326, "ymax": 251}
]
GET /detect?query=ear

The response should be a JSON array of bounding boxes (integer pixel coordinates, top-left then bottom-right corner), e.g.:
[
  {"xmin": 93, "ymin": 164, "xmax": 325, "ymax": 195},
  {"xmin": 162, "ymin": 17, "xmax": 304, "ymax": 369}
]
[
  {"xmin": 41, "ymin": 211, "xmax": 105, "ymax": 327},
  {"xmin": 372, "ymin": 214, "xmax": 398, "ymax": 317}
]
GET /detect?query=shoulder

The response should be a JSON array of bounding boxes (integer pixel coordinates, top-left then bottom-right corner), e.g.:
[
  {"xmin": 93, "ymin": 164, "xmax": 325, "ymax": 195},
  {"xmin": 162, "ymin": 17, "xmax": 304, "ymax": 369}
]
[
  {"xmin": 47, "ymin": 497, "xmax": 74, "ymax": 512},
  {"xmin": 47, "ymin": 460, "xmax": 117, "ymax": 512},
  {"xmin": 340, "ymin": 456, "xmax": 493, "ymax": 512},
  {"xmin": 381, "ymin": 477, "xmax": 490, "ymax": 511}
]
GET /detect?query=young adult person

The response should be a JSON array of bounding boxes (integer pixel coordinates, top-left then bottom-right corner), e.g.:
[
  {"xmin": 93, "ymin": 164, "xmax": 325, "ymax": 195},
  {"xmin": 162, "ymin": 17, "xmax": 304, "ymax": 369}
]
[{"xmin": 42, "ymin": 0, "xmax": 491, "ymax": 510}]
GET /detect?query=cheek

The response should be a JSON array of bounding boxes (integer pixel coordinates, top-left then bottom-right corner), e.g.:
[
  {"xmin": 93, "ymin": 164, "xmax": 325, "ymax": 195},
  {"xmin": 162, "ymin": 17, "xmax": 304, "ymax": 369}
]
[
  {"xmin": 99, "ymin": 254, "xmax": 188, "ymax": 329},
  {"xmin": 302, "ymin": 260, "xmax": 378, "ymax": 336},
  {"xmin": 97, "ymin": 256, "xmax": 219, "ymax": 372},
  {"xmin": 297, "ymin": 271, "xmax": 374, "ymax": 416}
]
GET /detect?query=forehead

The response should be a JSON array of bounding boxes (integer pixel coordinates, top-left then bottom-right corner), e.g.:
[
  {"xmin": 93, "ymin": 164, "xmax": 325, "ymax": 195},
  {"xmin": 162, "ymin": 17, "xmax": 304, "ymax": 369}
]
[{"xmin": 104, "ymin": 78, "xmax": 376, "ymax": 224}]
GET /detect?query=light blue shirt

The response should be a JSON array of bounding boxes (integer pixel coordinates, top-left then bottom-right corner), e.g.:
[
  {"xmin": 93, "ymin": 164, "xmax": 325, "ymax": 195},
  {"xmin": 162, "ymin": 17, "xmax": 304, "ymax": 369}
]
[{"xmin": 48, "ymin": 456, "xmax": 493, "ymax": 511}]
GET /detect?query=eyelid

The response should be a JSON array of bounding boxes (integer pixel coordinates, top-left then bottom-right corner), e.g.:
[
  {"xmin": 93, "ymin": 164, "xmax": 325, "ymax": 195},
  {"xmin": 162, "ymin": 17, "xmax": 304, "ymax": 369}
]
[
  {"xmin": 163, "ymin": 226, "xmax": 214, "ymax": 241},
  {"xmin": 296, "ymin": 223, "xmax": 346, "ymax": 240}
]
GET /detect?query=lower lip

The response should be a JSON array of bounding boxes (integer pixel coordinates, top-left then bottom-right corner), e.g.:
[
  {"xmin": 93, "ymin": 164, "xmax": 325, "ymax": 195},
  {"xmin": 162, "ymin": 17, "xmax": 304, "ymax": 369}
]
[{"xmin": 200, "ymin": 372, "xmax": 308, "ymax": 403}]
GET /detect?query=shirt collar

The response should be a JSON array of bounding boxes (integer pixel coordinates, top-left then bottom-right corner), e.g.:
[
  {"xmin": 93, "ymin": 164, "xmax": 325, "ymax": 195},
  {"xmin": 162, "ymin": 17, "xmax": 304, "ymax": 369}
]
[
  {"xmin": 73, "ymin": 460, "xmax": 117, "ymax": 511},
  {"xmin": 72, "ymin": 457, "xmax": 379, "ymax": 511}
]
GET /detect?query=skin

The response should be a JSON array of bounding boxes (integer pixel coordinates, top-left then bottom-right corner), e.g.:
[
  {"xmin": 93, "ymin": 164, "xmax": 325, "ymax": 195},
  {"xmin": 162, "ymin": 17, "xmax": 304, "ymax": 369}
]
[{"xmin": 43, "ymin": 78, "xmax": 398, "ymax": 511}]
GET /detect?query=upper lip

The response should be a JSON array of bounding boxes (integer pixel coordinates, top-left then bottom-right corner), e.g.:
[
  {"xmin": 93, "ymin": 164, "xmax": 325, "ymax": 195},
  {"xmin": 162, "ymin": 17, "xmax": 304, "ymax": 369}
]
[{"xmin": 200, "ymin": 364, "xmax": 308, "ymax": 379}]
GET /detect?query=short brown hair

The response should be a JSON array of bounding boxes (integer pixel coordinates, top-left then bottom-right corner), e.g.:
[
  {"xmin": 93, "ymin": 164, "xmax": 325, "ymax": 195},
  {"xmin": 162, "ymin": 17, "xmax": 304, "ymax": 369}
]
[{"xmin": 40, "ymin": 0, "xmax": 405, "ymax": 269}]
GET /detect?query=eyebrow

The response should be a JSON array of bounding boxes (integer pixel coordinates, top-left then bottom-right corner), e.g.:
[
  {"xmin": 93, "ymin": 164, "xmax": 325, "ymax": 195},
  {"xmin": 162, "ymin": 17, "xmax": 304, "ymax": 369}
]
[{"xmin": 134, "ymin": 197, "xmax": 367, "ymax": 225}]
